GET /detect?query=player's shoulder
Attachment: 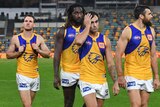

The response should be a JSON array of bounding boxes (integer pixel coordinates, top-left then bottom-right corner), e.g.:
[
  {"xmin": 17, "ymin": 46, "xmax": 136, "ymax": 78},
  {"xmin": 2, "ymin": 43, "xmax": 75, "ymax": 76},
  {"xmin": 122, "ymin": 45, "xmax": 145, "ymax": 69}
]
[
  {"xmin": 149, "ymin": 26, "xmax": 156, "ymax": 37},
  {"xmin": 11, "ymin": 33, "xmax": 22, "ymax": 41},
  {"xmin": 121, "ymin": 25, "xmax": 132, "ymax": 35},
  {"xmin": 13, "ymin": 33, "xmax": 22, "ymax": 37},
  {"xmin": 33, "ymin": 33, "xmax": 45, "ymax": 43},
  {"xmin": 34, "ymin": 33, "xmax": 41, "ymax": 37},
  {"xmin": 59, "ymin": 26, "xmax": 66, "ymax": 31},
  {"xmin": 123, "ymin": 25, "xmax": 131, "ymax": 31},
  {"xmin": 56, "ymin": 26, "xmax": 66, "ymax": 37},
  {"xmin": 33, "ymin": 33, "xmax": 42, "ymax": 39},
  {"xmin": 149, "ymin": 26, "xmax": 155, "ymax": 31}
]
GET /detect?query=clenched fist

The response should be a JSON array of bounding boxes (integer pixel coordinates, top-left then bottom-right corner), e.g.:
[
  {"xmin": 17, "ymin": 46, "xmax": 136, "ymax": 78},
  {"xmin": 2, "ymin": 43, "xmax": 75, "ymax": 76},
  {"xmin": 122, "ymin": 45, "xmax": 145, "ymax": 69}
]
[
  {"xmin": 18, "ymin": 45, "xmax": 25, "ymax": 53},
  {"xmin": 32, "ymin": 43, "xmax": 40, "ymax": 52}
]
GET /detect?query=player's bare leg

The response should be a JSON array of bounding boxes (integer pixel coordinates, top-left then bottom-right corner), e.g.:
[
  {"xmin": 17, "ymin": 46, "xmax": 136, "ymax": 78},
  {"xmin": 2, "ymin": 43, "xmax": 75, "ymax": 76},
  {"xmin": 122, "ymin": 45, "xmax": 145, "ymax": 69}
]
[
  {"xmin": 83, "ymin": 93, "xmax": 97, "ymax": 107},
  {"xmin": 140, "ymin": 90, "xmax": 150, "ymax": 107},
  {"xmin": 128, "ymin": 90, "xmax": 141, "ymax": 107},
  {"xmin": 63, "ymin": 83, "xmax": 77, "ymax": 107},
  {"xmin": 19, "ymin": 90, "xmax": 32, "ymax": 107}
]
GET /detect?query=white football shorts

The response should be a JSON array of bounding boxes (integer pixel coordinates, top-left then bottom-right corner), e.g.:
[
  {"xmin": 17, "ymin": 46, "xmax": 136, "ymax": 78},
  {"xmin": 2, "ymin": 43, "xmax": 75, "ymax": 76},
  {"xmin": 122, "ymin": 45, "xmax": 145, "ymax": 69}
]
[
  {"xmin": 125, "ymin": 76, "xmax": 154, "ymax": 92},
  {"xmin": 16, "ymin": 73, "xmax": 40, "ymax": 91},
  {"xmin": 60, "ymin": 69, "xmax": 79, "ymax": 87},
  {"xmin": 79, "ymin": 80, "xmax": 110, "ymax": 99}
]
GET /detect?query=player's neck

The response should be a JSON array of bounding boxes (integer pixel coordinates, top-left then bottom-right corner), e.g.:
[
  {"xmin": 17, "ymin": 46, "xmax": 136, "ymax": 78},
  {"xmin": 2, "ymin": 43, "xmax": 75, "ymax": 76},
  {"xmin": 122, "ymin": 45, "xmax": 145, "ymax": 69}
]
[
  {"xmin": 134, "ymin": 20, "xmax": 146, "ymax": 30},
  {"xmin": 71, "ymin": 22, "xmax": 81, "ymax": 28},
  {"xmin": 23, "ymin": 30, "xmax": 33, "ymax": 38},
  {"xmin": 89, "ymin": 32, "xmax": 98, "ymax": 37}
]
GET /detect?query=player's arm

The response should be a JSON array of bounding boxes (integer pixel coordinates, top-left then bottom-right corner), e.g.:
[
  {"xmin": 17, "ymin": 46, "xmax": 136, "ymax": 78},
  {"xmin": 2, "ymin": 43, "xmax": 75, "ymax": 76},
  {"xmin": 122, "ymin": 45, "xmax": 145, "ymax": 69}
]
[
  {"xmin": 53, "ymin": 27, "xmax": 65, "ymax": 90},
  {"xmin": 6, "ymin": 36, "xmax": 24, "ymax": 59},
  {"xmin": 74, "ymin": 13, "xmax": 92, "ymax": 46},
  {"xmin": 115, "ymin": 27, "xmax": 130, "ymax": 77},
  {"xmin": 32, "ymin": 36, "xmax": 50, "ymax": 58},
  {"xmin": 105, "ymin": 37, "xmax": 119, "ymax": 95},
  {"xmin": 115, "ymin": 27, "xmax": 130, "ymax": 88},
  {"xmin": 105, "ymin": 37, "xmax": 117, "ymax": 82},
  {"xmin": 150, "ymin": 27, "xmax": 160, "ymax": 89}
]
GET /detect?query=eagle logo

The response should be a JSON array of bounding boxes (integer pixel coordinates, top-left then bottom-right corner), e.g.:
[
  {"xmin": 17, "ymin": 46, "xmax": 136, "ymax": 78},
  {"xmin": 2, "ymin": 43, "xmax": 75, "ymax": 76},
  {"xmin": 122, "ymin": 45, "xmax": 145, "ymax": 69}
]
[
  {"xmin": 23, "ymin": 52, "xmax": 35, "ymax": 62},
  {"xmin": 137, "ymin": 46, "xmax": 149, "ymax": 56},
  {"xmin": 88, "ymin": 52, "xmax": 103, "ymax": 64}
]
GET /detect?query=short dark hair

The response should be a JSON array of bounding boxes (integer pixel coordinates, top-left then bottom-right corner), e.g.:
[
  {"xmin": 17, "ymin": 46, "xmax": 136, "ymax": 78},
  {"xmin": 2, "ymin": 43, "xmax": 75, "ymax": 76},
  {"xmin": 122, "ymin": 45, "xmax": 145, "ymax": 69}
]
[
  {"xmin": 87, "ymin": 11, "xmax": 99, "ymax": 19},
  {"xmin": 23, "ymin": 14, "xmax": 35, "ymax": 22},
  {"xmin": 134, "ymin": 5, "xmax": 150, "ymax": 19}
]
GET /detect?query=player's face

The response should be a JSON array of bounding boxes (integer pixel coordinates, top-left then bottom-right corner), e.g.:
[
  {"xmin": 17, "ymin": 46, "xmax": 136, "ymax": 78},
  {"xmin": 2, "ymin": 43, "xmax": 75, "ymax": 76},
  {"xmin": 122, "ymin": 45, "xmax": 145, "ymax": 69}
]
[
  {"xmin": 142, "ymin": 9, "xmax": 153, "ymax": 26},
  {"xmin": 23, "ymin": 16, "xmax": 35, "ymax": 31},
  {"xmin": 90, "ymin": 15, "xmax": 99, "ymax": 34},
  {"xmin": 71, "ymin": 7, "xmax": 84, "ymax": 25}
]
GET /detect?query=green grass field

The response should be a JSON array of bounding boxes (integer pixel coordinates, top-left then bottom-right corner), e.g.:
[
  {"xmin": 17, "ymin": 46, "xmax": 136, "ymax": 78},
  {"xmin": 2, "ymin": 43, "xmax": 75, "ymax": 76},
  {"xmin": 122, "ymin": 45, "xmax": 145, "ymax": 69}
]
[{"xmin": 0, "ymin": 58, "xmax": 160, "ymax": 107}]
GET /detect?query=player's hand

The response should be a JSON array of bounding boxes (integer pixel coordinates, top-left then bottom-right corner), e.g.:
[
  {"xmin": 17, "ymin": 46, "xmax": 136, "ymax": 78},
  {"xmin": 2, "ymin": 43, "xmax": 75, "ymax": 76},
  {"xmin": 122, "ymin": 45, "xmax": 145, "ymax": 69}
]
[
  {"xmin": 118, "ymin": 76, "xmax": 126, "ymax": 89},
  {"xmin": 112, "ymin": 80, "xmax": 120, "ymax": 96},
  {"xmin": 84, "ymin": 13, "xmax": 92, "ymax": 28},
  {"xmin": 18, "ymin": 45, "xmax": 25, "ymax": 53},
  {"xmin": 153, "ymin": 78, "xmax": 160, "ymax": 90},
  {"xmin": 53, "ymin": 75, "xmax": 61, "ymax": 90},
  {"xmin": 32, "ymin": 43, "xmax": 40, "ymax": 53}
]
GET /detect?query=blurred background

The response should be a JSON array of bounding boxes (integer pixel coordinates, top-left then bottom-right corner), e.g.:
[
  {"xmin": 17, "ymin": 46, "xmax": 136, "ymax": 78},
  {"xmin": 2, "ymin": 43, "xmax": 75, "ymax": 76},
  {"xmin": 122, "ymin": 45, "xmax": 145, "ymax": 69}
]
[{"xmin": 0, "ymin": 0, "xmax": 160, "ymax": 55}]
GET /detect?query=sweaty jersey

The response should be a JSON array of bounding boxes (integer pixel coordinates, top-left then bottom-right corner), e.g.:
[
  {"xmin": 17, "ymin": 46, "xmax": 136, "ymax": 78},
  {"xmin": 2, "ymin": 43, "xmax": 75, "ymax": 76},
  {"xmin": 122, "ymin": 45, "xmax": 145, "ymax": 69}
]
[
  {"xmin": 124, "ymin": 24, "xmax": 153, "ymax": 80},
  {"xmin": 16, "ymin": 33, "xmax": 39, "ymax": 78},
  {"xmin": 79, "ymin": 32, "xmax": 107, "ymax": 84},
  {"xmin": 61, "ymin": 26, "xmax": 83, "ymax": 73}
]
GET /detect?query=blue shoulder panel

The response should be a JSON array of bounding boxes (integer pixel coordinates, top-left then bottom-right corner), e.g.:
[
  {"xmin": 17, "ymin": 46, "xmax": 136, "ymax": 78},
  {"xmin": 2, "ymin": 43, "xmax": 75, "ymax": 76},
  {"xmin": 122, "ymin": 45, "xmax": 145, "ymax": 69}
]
[
  {"xmin": 145, "ymin": 26, "xmax": 153, "ymax": 47},
  {"xmin": 30, "ymin": 35, "xmax": 37, "ymax": 44},
  {"xmin": 79, "ymin": 36, "xmax": 92, "ymax": 60},
  {"xmin": 125, "ymin": 25, "xmax": 141, "ymax": 55},
  {"xmin": 17, "ymin": 35, "xmax": 26, "ymax": 51},
  {"xmin": 63, "ymin": 26, "xmax": 84, "ymax": 50},
  {"xmin": 96, "ymin": 33, "xmax": 105, "ymax": 59}
]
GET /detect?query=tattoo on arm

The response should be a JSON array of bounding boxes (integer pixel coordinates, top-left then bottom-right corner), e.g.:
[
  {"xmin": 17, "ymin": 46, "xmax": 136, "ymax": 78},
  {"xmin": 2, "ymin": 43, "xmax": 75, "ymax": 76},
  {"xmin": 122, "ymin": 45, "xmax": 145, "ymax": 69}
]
[{"xmin": 108, "ymin": 65, "xmax": 117, "ymax": 82}]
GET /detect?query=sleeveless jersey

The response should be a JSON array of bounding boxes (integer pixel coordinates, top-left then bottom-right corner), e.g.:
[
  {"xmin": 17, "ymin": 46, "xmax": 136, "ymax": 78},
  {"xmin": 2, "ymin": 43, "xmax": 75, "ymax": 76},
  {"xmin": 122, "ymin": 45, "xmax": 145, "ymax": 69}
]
[
  {"xmin": 124, "ymin": 24, "xmax": 153, "ymax": 80},
  {"xmin": 16, "ymin": 33, "xmax": 39, "ymax": 78},
  {"xmin": 61, "ymin": 26, "xmax": 83, "ymax": 73},
  {"xmin": 79, "ymin": 32, "xmax": 107, "ymax": 84}
]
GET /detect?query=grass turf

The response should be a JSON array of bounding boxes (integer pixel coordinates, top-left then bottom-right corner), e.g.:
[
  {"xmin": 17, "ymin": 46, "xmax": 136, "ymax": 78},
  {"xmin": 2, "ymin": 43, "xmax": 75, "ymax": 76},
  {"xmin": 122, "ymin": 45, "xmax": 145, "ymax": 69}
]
[{"xmin": 0, "ymin": 58, "xmax": 160, "ymax": 107}]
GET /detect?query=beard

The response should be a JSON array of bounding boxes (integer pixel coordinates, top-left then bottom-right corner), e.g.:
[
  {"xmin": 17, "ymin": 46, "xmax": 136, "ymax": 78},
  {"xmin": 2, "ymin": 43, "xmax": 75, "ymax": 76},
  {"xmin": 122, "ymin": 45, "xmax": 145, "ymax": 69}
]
[
  {"xmin": 24, "ymin": 28, "xmax": 32, "ymax": 31},
  {"xmin": 90, "ymin": 27, "xmax": 98, "ymax": 34},
  {"xmin": 142, "ymin": 18, "xmax": 152, "ymax": 26},
  {"xmin": 71, "ymin": 16, "xmax": 83, "ymax": 26}
]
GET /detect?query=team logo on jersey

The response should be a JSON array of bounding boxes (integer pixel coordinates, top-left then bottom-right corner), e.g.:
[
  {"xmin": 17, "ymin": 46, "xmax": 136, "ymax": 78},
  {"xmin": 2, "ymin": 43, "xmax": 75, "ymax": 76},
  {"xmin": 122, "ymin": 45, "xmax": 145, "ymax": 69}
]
[
  {"xmin": 23, "ymin": 52, "xmax": 35, "ymax": 62},
  {"xmin": 137, "ymin": 46, "xmax": 149, "ymax": 56},
  {"xmin": 85, "ymin": 41, "xmax": 92, "ymax": 45},
  {"xmin": 72, "ymin": 44, "xmax": 79, "ymax": 54},
  {"xmin": 134, "ymin": 35, "xmax": 141, "ymax": 40},
  {"xmin": 98, "ymin": 42, "xmax": 105, "ymax": 48},
  {"xmin": 88, "ymin": 52, "xmax": 103, "ymax": 64},
  {"xmin": 147, "ymin": 34, "xmax": 153, "ymax": 41},
  {"xmin": 68, "ymin": 33, "xmax": 75, "ymax": 38}
]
